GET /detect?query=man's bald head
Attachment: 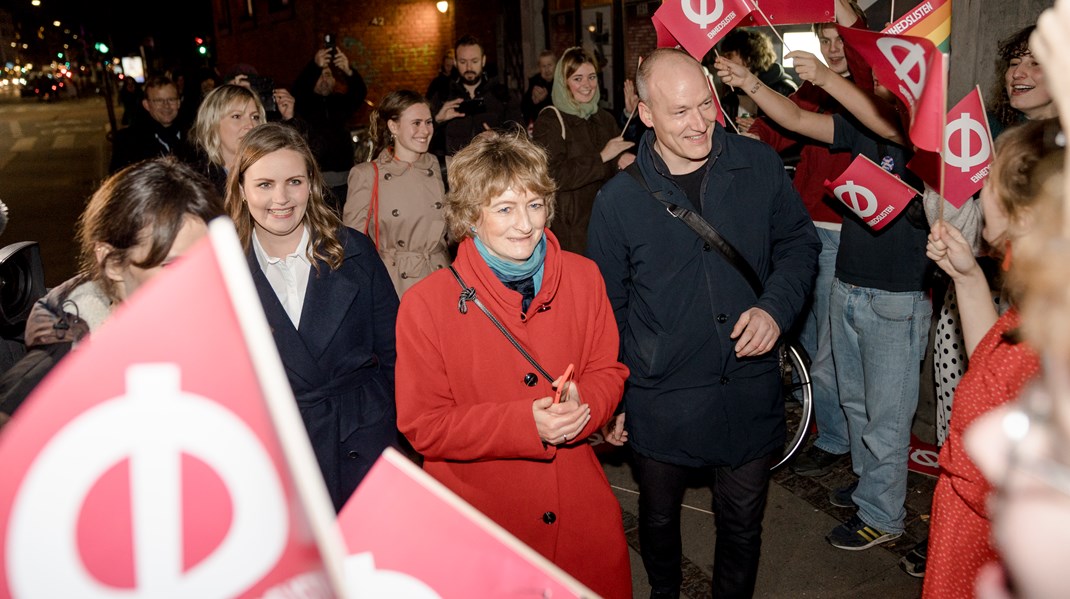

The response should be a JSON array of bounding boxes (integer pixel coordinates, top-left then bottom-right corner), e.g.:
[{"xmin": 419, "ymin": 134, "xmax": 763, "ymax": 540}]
[{"xmin": 635, "ymin": 48, "xmax": 706, "ymax": 104}]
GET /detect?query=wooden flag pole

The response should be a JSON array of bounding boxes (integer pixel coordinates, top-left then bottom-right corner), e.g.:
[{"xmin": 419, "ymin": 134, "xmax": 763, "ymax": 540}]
[
  {"xmin": 753, "ymin": 3, "xmax": 792, "ymax": 53},
  {"xmin": 937, "ymin": 57, "xmax": 948, "ymax": 224},
  {"xmin": 621, "ymin": 56, "xmax": 643, "ymax": 135}
]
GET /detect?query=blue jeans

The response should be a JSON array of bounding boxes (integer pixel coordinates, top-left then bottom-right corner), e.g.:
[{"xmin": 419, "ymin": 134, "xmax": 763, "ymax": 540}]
[
  {"xmin": 798, "ymin": 227, "xmax": 848, "ymax": 454},
  {"xmin": 830, "ymin": 279, "xmax": 931, "ymax": 533}
]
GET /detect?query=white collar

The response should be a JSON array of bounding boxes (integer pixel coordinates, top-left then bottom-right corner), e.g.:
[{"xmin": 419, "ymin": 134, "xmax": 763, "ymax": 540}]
[{"xmin": 252, "ymin": 226, "xmax": 311, "ymax": 267}]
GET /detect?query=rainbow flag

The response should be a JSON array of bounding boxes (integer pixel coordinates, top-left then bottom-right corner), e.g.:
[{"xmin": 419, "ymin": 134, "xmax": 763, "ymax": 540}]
[{"xmin": 881, "ymin": 0, "xmax": 951, "ymax": 54}]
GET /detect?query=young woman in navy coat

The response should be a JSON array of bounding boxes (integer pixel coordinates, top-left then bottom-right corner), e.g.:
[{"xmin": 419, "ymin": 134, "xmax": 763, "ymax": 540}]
[{"xmin": 225, "ymin": 122, "xmax": 400, "ymax": 511}]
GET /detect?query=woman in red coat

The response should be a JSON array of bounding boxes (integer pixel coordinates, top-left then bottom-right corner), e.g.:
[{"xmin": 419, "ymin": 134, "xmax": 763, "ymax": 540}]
[
  {"xmin": 394, "ymin": 128, "xmax": 631, "ymax": 598},
  {"xmin": 921, "ymin": 118, "xmax": 1061, "ymax": 598}
]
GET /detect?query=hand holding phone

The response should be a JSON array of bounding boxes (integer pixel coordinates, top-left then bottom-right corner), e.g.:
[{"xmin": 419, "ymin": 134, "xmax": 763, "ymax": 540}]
[
  {"xmin": 553, "ymin": 364, "xmax": 575, "ymax": 404},
  {"xmin": 457, "ymin": 97, "xmax": 486, "ymax": 116}
]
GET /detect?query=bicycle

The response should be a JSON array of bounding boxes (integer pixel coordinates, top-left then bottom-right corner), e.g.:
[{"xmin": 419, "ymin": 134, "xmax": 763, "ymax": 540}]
[{"xmin": 772, "ymin": 341, "xmax": 814, "ymax": 471}]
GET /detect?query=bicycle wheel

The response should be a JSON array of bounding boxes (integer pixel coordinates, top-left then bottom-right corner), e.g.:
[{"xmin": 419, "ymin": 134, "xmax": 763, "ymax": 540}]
[{"xmin": 771, "ymin": 342, "xmax": 814, "ymax": 471}]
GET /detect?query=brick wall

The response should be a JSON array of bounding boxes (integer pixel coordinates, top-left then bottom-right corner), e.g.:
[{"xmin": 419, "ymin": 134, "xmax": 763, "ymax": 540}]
[
  {"xmin": 212, "ymin": 0, "xmax": 506, "ymax": 129},
  {"xmin": 623, "ymin": 1, "xmax": 658, "ymax": 77}
]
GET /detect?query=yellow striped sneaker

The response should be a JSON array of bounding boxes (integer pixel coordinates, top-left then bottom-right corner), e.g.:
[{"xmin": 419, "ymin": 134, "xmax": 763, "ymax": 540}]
[{"xmin": 826, "ymin": 515, "xmax": 902, "ymax": 550}]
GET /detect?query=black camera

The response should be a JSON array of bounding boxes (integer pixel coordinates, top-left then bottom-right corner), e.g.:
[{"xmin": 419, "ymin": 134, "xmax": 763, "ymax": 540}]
[
  {"xmin": 245, "ymin": 74, "xmax": 277, "ymax": 113},
  {"xmin": 457, "ymin": 97, "xmax": 486, "ymax": 116}
]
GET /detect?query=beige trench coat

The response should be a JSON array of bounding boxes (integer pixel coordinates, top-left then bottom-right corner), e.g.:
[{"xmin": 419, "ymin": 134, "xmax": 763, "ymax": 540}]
[{"xmin": 344, "ymin": 150, "xmax": 450, "ymax": 296}]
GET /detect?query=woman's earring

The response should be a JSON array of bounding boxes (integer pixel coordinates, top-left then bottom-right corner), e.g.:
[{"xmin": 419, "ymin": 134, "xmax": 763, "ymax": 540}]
[{"xmin": 469, "ymin": 226, "xmax": 477, "ymax": 233}]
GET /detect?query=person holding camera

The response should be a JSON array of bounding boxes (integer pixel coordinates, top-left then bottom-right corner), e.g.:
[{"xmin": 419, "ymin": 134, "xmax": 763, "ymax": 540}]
[
  {"xmin": 223, "ymin": 63, "xmax": 296, "ymax": 124},
  {"xmin": 427, "ymin": 34, "xmax": 522, "ymax": 159},
  {"xmin": 293, "ymin": 41, "xmax": 368, "ymax": 215}
]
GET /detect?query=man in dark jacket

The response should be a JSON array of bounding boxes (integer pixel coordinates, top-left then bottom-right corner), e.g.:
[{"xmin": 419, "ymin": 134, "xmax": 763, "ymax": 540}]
[
  {"xmin": 109, "ymin": 76, "xmax": 191, "ymax": 174},
  {"xmin": 428, "ymin": 34, "xmax": 522, "ymax": 157},
  {"xmin": 587, "ymin": 48, "xmax": 819, "ymax": 599}
]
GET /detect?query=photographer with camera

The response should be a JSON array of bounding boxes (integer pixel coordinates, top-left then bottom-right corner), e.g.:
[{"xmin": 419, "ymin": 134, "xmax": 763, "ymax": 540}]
[
  {"xmin": 292, "ymin": 37, "xmax": 368, "ymax": 215},
  {"xmin": 427, "ymin": 34, "xmax": 522, "ymax": 159}
]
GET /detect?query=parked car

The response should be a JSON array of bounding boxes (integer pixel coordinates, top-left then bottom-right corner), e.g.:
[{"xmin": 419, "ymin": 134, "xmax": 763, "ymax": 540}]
[{"xmin": 22, "ymin": 75, "xmax": 63, "ymax": 101}]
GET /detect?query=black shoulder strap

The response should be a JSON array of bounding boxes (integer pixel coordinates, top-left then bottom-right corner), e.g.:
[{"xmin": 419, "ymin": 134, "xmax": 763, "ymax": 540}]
[
  {"xmin": 447, "ymin": 266, "xmax": 553, "ymax": 383},
  {"xmin": 624, "ymin": 163, "xmax": 764, "ymax": 297}
]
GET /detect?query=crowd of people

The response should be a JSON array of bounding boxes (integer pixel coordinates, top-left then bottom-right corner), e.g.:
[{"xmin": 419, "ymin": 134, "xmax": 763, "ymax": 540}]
[{"xmin": 6, "ymin": 0, "xmax": 1070, "ymax": 596}]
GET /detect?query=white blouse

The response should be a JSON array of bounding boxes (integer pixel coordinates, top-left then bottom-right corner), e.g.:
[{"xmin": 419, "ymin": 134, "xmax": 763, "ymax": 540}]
[{"xmin": 252, "ymin": 226, "xmax": 312, "ymax": 328}]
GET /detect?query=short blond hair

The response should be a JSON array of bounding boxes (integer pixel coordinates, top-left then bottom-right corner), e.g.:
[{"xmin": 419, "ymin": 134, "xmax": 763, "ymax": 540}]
[
  {"xmin": 445, "ymin": 127, "xmax": 556, "ymax": 242},
  {"xmin": 190, "ymin": 84, "xmax": 266, "ymax": 167}
]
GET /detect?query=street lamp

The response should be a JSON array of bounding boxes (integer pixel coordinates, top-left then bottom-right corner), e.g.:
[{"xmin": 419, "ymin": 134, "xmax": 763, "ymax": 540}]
[{"xmin": 437, "ymin": 1, "xmax": 449, "ymax": 13}]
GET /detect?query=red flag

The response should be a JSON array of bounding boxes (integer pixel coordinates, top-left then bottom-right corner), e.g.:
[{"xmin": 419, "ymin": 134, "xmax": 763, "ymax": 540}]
[
  {"xmin": 742, "ymin": 0, "xmax": 834, "ymax": 27},
  {"xmin": 824, "ymin": 154, "xmax": 921, "ymax": 231},
  {"xmin": 338, "ymin": 448, "xmax": 595, "ymax": 598},
  {"xmin": 0, "ymin": 219, "xmax": 349, "ymax": 598},
  {"xmin": 653, "ymin": 0, "xmax": 756, "ymax": 61},
  {"xmin": 907, "ymin": 86, "xmax": 994, "ymax": 208},
  {"xmin": 652, "ymin": 13, "xmax": 679, "ymax": 48},
  {"xmin": 836, "ymin": 25, "xmax": 947, "ymax": 153}
]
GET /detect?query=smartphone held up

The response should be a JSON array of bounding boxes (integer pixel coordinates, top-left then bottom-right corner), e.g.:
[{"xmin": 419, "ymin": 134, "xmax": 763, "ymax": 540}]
[{"xmin": 553, "ymin": 364, "xmax": 575, "ymax": 404}]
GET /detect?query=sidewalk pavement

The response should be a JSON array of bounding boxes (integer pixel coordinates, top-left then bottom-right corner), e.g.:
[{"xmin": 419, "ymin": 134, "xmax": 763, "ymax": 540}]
[{"xmin": 600, "ymin": 444, "xmax": 933, "ymax": 598}]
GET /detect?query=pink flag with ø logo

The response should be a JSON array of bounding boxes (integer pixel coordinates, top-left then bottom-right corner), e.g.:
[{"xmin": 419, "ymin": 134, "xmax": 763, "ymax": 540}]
[
  {"xmin": 0, "ymin": 219, "xmax": 349, "ymax": 598},
  {"xmin": 337, "ymin": 448, "xmax": 596, "ymax": 598},
  {"xmin": 825, "ymin": 154, "xmax": 921, "ymax": 231},
  {"xmin": 907, "ymin": 86, "xmax": 994, "ymax": 208},
  {"xmin": 837, "ymin": 25, "xmax": 947, "ymax": 154},
  {"xmin": 653, "ymin": 0, "xmax": 756, "ymax": 61}
]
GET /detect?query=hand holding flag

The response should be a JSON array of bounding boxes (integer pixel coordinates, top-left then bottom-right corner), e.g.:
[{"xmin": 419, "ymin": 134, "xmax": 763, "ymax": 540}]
[
  {"xmin": 825, "ymin": 154, "xmax": 920, "ymax": 231},
  {"xmin": 653, "ymin": 0, "xmax": 756, "ymax": 61}
]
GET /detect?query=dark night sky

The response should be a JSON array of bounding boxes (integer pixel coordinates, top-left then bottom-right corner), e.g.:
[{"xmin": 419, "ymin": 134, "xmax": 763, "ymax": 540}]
[{"xmin": 4, "ymin": 0, "xmax": 214, "ymax": 68}]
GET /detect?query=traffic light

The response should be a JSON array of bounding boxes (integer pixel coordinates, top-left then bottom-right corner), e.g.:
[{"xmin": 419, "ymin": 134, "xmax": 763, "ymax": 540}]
[
  {"xmin": 195, "ymin": 37, "xmax": 207, "ymax": 56},
  {"xmin": 93, "ymin": 42, "xmax": 109, "ymax": 54}
]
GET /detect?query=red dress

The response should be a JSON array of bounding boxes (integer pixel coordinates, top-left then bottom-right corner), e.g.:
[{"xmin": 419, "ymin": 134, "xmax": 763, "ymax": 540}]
[{"xmin": 923, "ymin": 308, "xmax": 1040, "ymax": 598}]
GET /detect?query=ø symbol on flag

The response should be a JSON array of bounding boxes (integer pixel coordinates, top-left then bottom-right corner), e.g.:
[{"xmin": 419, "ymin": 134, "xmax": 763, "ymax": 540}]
[
  {"xmin": 875, "ymin": 37, "xmax": 927, "ymax": 100},
  {"xmin": 681, "ymin": 0, "xmax": 725, "ymax": 29},
  {"xmin": 945, "ymin": 112, "xmax": 991, "ymax": 173},
  {"xmin": 7, "ymin": 364, "xmax": 289, "ymax": 597},
  {"xmin": 835, "ymin": 180, "xmax": 878, "ymax": 218}
]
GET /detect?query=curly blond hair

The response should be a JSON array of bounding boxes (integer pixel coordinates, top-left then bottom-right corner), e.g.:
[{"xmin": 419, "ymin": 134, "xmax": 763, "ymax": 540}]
[{"xmin": 444, "ymin": 126, "xmax": 556, "ymax": 242}]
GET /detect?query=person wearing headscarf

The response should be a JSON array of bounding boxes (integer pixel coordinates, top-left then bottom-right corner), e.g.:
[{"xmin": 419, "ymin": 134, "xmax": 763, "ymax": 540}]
[{"xmin": 531, "ymin": 46, "xmax": 634, "ymax": 254}]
